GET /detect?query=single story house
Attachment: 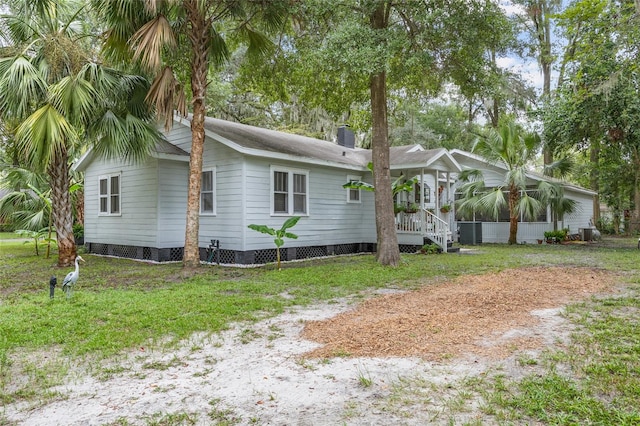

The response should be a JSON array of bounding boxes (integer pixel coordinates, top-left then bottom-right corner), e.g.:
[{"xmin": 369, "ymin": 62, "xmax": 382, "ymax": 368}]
[{"xmin": 74, "ymin": 116, "xmax": 597, "ymax": 264}]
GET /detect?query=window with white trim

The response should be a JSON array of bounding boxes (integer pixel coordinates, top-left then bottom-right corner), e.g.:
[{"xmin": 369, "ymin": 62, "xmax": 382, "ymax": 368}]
[
  {"xmin": 271, "ymin": 166, "xmax": 308, "ymax": 215},
  {"xmin": 99, "ymin": 174, "xmax": 120, "ymax": 215},
  {"xmin": 415, "ymin": 182, "xmax": 430, "ymax": 204},
  {"xmin": 200, "ymin": 168, "xmax": 216, "ymax": 215},
  {"xmin": 346, "ymin": 175, "xmax": 361, "ymax": 203}
]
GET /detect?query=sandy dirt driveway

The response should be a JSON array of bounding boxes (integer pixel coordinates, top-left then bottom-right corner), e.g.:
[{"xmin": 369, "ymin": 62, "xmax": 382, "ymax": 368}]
[{"xmin": 4, "ymin": 266, "xmax": 617, "ymax": 425}]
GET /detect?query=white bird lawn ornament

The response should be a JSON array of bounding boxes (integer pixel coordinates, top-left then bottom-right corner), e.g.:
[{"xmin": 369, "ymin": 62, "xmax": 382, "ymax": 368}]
[{"xmin": 62, "ymin": 256, "xmax": 85, "ymax": 298}]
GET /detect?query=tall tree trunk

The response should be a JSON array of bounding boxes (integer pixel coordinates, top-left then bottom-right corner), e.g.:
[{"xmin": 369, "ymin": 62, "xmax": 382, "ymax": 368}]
[
  {"xmin": 49, "ymin": 149, "xmax": 76, "ymax": 267},
  {"xmin": 76, "ymin": 189, "xmax": 84, "ymax": 225},
  {"xmin": 370, "ymin": 3, "xmax": 400, "ymax": 267},
  {"xmin": 533, "ymin": 0, "xmax": 555, "ymax": 167},
  {"xmin": 183, "ymin": 2, "xmax": 210, "ymax": 268},
  {"xmin": 630, "ymin": 148, "xmax": 640, "ymax": 233},
  {"xmin": 488, "ymin": 48, "xmax": 500, "ymax": 128},
  {"xmin": 508, "ymin": 185, "xmax": 519, "ymax": 245},
  {"xmin": 590, "ymin": 139, "xmax": 600, "ymax": 227}
]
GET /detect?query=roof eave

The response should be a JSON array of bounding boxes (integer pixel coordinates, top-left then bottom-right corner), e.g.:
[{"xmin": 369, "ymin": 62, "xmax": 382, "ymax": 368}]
[
  {"xmin": 72, "ymin": 149, "xmax": 94, "ymax": 172},
  {"xmin": 150, "ymin": 152, "xmax": 190, "ymax": 162}
]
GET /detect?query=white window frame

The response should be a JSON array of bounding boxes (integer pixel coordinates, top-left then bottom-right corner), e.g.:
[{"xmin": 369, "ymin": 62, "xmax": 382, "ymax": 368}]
[
  {"xmin": 200, "ymin": 167, "xmax": 216, "ymax": 215},
  {"xmin": 270, "ymin": 166, "xmax": 309, "ymax": 216},
  {"xmin": 346, "ymin": 175, "xmax": 362, "ymax": 203},
  {"xmin": 98, "ymin": 173, "xmax": 121, "ymax": 216}
]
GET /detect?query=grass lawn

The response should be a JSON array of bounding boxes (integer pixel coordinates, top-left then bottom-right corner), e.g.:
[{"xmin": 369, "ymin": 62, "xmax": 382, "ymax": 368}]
[
  {"xmin": 0, "ymin": 232, "xmax": 25, "ymax": 240},
  {"xmin": 1, "ymin": 237, "xmax": 639, "ymax": 424}
]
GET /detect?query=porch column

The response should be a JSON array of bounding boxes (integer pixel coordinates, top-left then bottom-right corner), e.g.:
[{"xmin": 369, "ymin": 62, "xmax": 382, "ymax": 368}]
[
  {"xmin": 420, "ymin": 168, "xmax": 425, "ymax": 230},
  {"xmin": 436, "ymin": 170, "xmax": 440, "ymax": 212},
  {"xmin": 420, "ymin": 168, "xmax": 425, "ymax": 207},
  {"xmin": 446, "ymin": 171, "xmax": 451, "ymax": 212}
]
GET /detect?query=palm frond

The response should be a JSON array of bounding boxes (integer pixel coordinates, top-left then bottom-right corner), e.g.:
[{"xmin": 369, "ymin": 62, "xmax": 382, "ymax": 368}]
[
  {"xmin": 0, "ymin": 56, "xmax": 47, "ymax": 118},
  {"xmin": 80, "ymin": 62, "xmax": 121, "ymax": 94},
  {"xmin": 455, "ymin": 195, "xmax": 480, "ymax": 219},
  {"xmin": 543, "ymin": 156, "xmax": 574, "ymax": 178},
  {"xmin": 518, "ymin": 193, "xmax": 543, "ymax": 222},
  {"xmin": 457, "ymin": 179, "xmax": 487, "ymax": 199},
  {"xmin": 476, "ymin": 189, "xmax": 506, "ymax": 220},
  {"xmin": 123, "ymin": 113, "xmax": 161, "ymax": 162},
  {"xmin": 0, "ymin": 189, "xmax": 50, "ymax": 230},
  {"xmin": 534, "ymin": 180, "xmax": 558, "ymax": 204},
  {"xmin": 458, "ymin": 168, "xmax": 484, "ymax": 183},
  {"xmin": 209, "ymin": 27, "xmax": 230, "ymax": 67},
  {"xmin": 0, "ymin": 165, "xmax": 49, "ymax": 190},
  {"xmin": 15, "ymin": 104, "xmax": 77, "ymax": 168},
  {"xmin": 2, "ymin": 13, "xmax": 39, "ymax": 45},
  {"xmin": 255, "ymin": 1, "xmax": 289, "ymax": 33},
  {"xmin": 555, "ymin": 196, "xmax": 578, "ymax": 217},
  {"xmin": 147, "ymin": 66, "xmax": 186, "ymax": 127},
  {"xmin": 90, "ymin": 111, "xmax": 159, "ymax": 164},
  {"xmin": 48, "ymin": 74, "xmax": 97, "ymax": 126},
  {"xmin": 505, "ymin": 168, "xmax": 527, "ymax": 190},
  {"xmin": 130, "ymin": 14, "xmax": 177, "ymax": 72},
  {"xmin": 240, "ymin": 25, "xmax": 275, "ymax": 59}
]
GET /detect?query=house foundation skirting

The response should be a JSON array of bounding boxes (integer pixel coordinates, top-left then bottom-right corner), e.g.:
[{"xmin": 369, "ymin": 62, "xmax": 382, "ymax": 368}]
[{"xmin": 85, "ymin": 242, "xmax": 425, "ymax": 265}]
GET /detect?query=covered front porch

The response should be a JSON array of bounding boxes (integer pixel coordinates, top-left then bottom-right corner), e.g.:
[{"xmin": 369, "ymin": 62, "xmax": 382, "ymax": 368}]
[
  {"xmin": 388, "ymin": 145, "xmax": 462, "ymax": 252},
  {"xmin": 396, "ymin": 208, "xmax": 452, "ymax": 251}
]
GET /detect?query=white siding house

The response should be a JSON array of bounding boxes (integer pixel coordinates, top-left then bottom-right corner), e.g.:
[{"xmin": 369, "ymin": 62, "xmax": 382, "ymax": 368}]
[
  {"xmin": 450, "ymin": 150, "xmax": 597, "ymax": 244},
  {"xmin": 74, "ymin": 117, "xmax": 598, "ymax": 263}
]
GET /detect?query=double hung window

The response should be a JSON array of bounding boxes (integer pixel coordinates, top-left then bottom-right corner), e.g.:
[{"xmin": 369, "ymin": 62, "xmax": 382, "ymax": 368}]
[
  {"xmin": 99, "ymin": 174, "xmax": 120, "ymax": 215},
  {"xmin": 201, "ymin": 168, "xmax": 216, "ymax": 215},
  {"xmin": 272, "ymin": 167, "xmax": 308, "ymax": 215},
  {"xmin": 346, "ymin": 175, "xmax": 361, "ymax": 203}
]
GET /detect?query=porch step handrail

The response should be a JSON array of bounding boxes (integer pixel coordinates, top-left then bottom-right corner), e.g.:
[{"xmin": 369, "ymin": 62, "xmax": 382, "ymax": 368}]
[
  {"xmin": 395, "ymin": 208, "xmax": 450, "ymax": 253},
  {"xmin": 424, "ymin": 208, "xmax": 449, "ymax": 253}
]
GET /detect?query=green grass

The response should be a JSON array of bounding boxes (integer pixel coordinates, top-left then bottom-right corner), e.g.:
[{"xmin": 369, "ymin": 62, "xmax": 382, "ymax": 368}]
[
  {"xmin": 0, "ymin": 232, "xmax": 24, "ymax": 240},
  {"xmin": 488, "ymin": 291, "xmax": 640, "ymax": 425},
  {"xmin": 1, "ymin": 236, "xmax": 640, "ymax": 423}
]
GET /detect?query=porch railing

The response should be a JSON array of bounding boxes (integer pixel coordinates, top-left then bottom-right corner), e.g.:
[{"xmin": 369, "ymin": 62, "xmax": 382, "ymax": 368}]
[
  {"xmin": 424, "ymin": 209, "xmax": 449, "ymax": 252},
  {"xmin": 395, "ymin": 208, "xmax": 450, "ymax": 253}
]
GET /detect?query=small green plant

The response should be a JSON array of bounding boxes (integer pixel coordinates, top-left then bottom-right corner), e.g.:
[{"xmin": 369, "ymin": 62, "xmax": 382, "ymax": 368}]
[
  {"xmin": 405, "ymin": 203, "xmax": 420, "ymax": 213},
  {"xmin": 208, "ymin": 398, "xmax": 241, "ymax": 424},
  {"xmin": 72, "ymin": 223, "xmax": 84, "ymax": 240},
  {"xmin": 248, "ymin": 216, "xmax": 301, "ymax": 270},
  {"xmin": 14, "ymin": 228, "xmax": 54, "ymax": 256},
  {"xmin": 356, "ymin": 365, "xmax": 373, "ymax": 388},
  {"xmin": 543, "ymin": 229, "xmax": 568, "ymax": 243},
  {"xmin": 420, "ymin": 243, "xmax": 440, "ymax": 255}
]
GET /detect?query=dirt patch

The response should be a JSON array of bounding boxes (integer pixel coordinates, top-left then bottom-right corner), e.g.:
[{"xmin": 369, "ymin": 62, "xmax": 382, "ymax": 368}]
[
  {"xmin": 303, "ymin": 267, "xmax": 616, "ymax": 361},
  {"xmin": 3, "ymin": 266, "xmax": 620, "ymax": 425}
]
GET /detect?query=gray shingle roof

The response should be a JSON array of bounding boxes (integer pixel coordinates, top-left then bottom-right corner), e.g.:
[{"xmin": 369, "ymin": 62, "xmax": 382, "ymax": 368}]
[
  {"xmin": 390, "ymin": 145, "xmax": 450, "ymax": 166},
  {"xmin": 185, "ymin": 115, "xmax": 460, "ymax": 173},
  {"xmin": 198, "ymin": 116, "xmax": 371, "ymax": 168},
  {"xmin": 155, "ymin": 138, "xmax": 189, "ymax": 156}
]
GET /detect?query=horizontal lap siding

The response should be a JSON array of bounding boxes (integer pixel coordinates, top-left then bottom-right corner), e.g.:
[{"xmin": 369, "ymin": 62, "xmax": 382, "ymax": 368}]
[
  {"xmin": 198, "ymin": 141, "xmax": 244, "ymax": 249},
  {"xmin": 561, "ymin": 192, "xmax": 594, "ymax": 232},
  {"xmin": 243, "ymin": 158, "xmax": 375, "ymax": 251},
  {"xmin": 84, "ymin": 157, "xmax": 159, "ymax": 246},
  {"xmin": 164, "ymin": 122, "xmax": 193, "ymax": 153},
  {"xmin": 157, "ymin": 160, "xmax": 188, "ymax": 247},
  {"xmin": 478, "ymin": 222, "xmax": 509, "ymax": 243}
]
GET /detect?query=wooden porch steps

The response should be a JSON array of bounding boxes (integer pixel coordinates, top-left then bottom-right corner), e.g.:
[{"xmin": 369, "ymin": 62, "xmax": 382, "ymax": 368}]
[{"xmin": 424, "ymin": 237, "xmax": 460, "ymax": 253}]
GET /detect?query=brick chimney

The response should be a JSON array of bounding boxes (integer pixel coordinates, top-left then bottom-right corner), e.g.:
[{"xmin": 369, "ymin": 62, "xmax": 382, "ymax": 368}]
[{"xmin": 337, "ymin": 126, "xmax": 355, "ymax": 149}]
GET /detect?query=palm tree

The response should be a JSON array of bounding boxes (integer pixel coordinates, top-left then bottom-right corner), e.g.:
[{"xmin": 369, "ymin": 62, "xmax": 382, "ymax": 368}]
[
  {"xmin": 95, "ymin": 0, "xmax": 290, "ymax": 268},
  {"xmin": 457, "ymin": 121, "xmax": 573, "ymax": 244},
  {"xmin": 0, "ymin": 0, "xmax": 159, "ymax": 266}
]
